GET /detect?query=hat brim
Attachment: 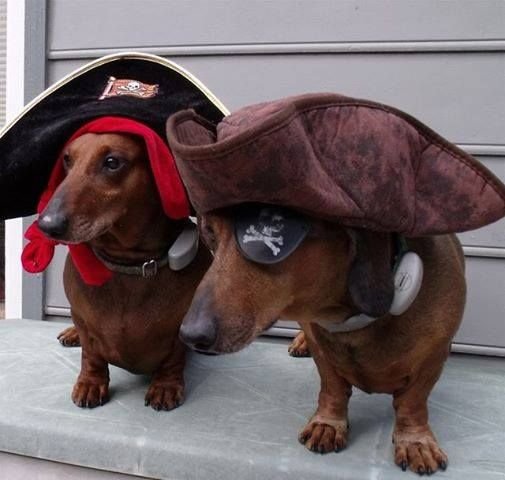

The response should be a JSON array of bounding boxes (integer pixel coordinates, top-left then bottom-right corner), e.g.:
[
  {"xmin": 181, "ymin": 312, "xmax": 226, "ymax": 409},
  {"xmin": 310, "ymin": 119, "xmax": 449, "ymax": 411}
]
[
  {"xmin": 166, "ymin": 93, "xmax": 505, "ymax": 236},
  {"xmin": 0, "ymin": 52, "xmax": 228, "ymax": 220}
]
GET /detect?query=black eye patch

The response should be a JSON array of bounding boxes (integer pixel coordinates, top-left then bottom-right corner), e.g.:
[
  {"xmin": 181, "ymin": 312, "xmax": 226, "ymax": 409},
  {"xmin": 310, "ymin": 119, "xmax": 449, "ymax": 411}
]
[{"xmin": 233, "ymin": 205, "xmax": 310, "ymax": 264}]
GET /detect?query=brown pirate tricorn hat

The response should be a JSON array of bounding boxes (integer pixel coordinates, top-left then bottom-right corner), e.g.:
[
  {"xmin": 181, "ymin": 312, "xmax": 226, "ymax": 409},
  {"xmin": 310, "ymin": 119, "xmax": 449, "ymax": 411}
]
[
  {"xmin": 166, "ymin": 93, "xmax": 505, "ymax": 236},
  {"xmin": 0, "ymin": 52, "xmax": 228, "ymax": 220}
]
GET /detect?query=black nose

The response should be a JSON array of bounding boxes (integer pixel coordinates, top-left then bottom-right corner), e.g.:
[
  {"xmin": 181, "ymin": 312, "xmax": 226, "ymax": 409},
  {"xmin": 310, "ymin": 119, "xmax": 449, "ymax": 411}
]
[
  {"xmin": 38, "ymin": 211, "xmax": 69, "ymax": 239},
  {"xmin": 179, "ymin": 316, "xmax": 217, "ymax": 351}
]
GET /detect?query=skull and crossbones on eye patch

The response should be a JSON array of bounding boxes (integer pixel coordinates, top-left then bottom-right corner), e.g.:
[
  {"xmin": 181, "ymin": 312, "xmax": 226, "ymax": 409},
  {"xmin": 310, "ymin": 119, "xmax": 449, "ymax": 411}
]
[
  {"xmin": 234, "ymin": 205, "xmax": 310, "ymax": 264},
  {"xmin": 242, "ymin": 210, "xmax": 285, "ymax": 256}
]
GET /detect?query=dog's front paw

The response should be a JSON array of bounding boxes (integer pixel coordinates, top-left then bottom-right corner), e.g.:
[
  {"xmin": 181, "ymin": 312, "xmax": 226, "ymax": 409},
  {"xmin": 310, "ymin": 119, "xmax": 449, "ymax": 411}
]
[
  {"xmin": 393, "ymin": 427, "xmax": 448, "ymax": 475},
  {"xmin": 288, "ymin": 331, "xmax": 311, "ymax": 357},
  {"xmin": 144, "ymin": 381, "xmax": 184, "ymax": 412},
  {"xmin": 57, "ymin": 326, "xmax": 81, "ymax": 347},
  {"xmin": 298, "ymin": 419, "xmax": 348, "ymax": 454},
  {"xmin": 72, "ymin": 381, "xmax": 109, "ymax": 408}
]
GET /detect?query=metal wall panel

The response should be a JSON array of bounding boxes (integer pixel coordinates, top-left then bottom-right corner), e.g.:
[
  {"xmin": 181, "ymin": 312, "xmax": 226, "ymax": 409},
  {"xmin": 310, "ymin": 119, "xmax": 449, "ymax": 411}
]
[
  {"xmin": 47, "ymin": 0, "xmax": 505, "ymax": 49},
  {"xmin": 42, "ymin": 1, "xmax": 505, "ymax": 354},
  {"xmin": 49, "ymin": 52, "xmax": 505, "ymax": 146},
  {"xmin": 455, "ymin": 256, "xmax": 505, "ymax": 348}
]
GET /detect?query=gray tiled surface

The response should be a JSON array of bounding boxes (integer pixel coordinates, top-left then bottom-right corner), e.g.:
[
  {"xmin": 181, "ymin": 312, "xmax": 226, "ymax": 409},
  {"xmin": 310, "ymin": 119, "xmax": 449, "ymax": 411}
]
[{"xmin": 0, "ymin": 319, "xmax": 504, "ymax": 480}]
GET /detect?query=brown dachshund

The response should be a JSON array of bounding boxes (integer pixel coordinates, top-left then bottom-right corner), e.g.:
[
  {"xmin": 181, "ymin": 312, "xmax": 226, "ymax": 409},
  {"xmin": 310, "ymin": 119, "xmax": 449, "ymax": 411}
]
[
  {"xmin": 38, "ymin": 132, "xmax": 211, "ymax": 410},
  {"xmin": 179, "ymin": 210, "xmax": 465, "ymax": 475}
]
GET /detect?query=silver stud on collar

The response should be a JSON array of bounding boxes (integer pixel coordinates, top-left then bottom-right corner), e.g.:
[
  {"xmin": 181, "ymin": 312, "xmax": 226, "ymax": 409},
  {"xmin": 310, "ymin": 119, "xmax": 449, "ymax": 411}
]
[{"xmin": 141, "ymin": 259, "xmax": 158, "ymax": 278}]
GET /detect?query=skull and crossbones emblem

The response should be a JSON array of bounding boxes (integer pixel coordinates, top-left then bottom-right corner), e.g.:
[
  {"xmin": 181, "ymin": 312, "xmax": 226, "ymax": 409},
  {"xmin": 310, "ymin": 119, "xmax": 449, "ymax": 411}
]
[
  {"xmin": 118, "ymin": 80, "xmax": 141, "ymax": 92},
  {"xmin": 99, "ymin": 77, "xmax": 159, "ymax": 100},
  {"xmin": 242, "ymin": 211, "xmax": 285, "ymax": 256}
]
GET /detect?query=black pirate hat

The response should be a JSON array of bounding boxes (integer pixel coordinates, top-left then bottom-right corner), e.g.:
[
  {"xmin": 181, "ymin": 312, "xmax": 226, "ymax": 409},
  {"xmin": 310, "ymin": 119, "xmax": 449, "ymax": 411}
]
[{"xmin": 0, "ymin": 52, "xmax": 228, "ymax": 220}]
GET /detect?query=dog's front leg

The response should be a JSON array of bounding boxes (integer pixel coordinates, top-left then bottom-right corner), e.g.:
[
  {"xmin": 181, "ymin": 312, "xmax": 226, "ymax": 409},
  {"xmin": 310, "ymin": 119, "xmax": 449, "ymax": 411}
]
[
  {"xmin": 72, "ymin": 347, "xmax": 110, "ymax": 408},
  {"xmin": 145, "ymin": 339, "xmax": 186, "ymax": 411},
  {"xmin": 298, "ymin": 329, "xmax": 351, "ymax": 454},
  {"xmin": 392, "ymin": 360, "xmax": 448, "ymax": 475}
]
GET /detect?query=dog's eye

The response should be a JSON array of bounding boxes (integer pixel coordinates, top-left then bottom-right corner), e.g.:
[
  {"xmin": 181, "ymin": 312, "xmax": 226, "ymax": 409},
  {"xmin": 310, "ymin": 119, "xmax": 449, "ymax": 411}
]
[
  {"xmin": 62, "ymin": 154, "xmax": 71, "ymax": 170},
  {"xmin": 103, "ymin": 156, "xmax": 123, "ymax": 171}
]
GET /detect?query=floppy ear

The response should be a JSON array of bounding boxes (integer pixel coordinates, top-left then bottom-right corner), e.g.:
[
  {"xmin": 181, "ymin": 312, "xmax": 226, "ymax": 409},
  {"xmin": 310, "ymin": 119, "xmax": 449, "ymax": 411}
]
[{"xmin": 346, "ymin": 229, "xmax": 394, "ymax": 317}]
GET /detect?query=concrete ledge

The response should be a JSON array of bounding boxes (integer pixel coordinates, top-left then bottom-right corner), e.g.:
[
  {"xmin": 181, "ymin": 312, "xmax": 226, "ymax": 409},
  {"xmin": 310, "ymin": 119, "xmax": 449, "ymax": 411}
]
[
  {"xmin": 0, "ymin": 319, "xmax": 504, "ymax": 479},
  {"xmin": 0, "ymin": 451, "xmax": 143, "ymax": 480}
]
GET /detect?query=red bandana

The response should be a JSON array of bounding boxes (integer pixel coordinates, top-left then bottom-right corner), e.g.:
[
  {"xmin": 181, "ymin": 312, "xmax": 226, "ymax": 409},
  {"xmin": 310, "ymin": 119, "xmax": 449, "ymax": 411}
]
[{"xmin": 21, "ymin": 116, "xmax": 190, "ymax": 286}]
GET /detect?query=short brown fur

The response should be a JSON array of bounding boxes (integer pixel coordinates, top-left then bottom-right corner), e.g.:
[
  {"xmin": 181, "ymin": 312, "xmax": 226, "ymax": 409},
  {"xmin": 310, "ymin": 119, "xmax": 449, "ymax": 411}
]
[
  {"xmin": 182, "ymin": 213, "xmax": 465, "ymax": 474},
  {"xmin": 42, "ymin": 133, "xmax": 211, "ymax": 410}
]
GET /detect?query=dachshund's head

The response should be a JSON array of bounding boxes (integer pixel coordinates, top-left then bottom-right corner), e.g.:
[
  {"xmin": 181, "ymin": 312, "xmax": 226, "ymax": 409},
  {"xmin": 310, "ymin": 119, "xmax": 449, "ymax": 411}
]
[
  {"xmin": 180, "ymin": 206, "xmax": 394, "ymax": 354},
  {"xmin": 38, "ymin": 133, "xmax": 164, "ymax": 250}
]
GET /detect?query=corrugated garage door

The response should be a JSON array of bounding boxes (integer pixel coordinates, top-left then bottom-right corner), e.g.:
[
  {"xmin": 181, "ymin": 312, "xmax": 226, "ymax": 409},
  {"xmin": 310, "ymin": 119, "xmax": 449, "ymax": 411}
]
[{"xmin": 31, "ymin": 0, "xmax": 505, "ymax": 355}]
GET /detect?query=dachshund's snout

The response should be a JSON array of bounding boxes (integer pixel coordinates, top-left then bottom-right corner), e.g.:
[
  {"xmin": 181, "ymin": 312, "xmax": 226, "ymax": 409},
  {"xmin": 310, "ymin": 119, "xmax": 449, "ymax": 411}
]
[
  {"xmin": 179, "ymin": 293, "xmax": 218, "ymax": 352},
  {"xmin": 38, "ymin": 206, "xmax": 69, "ymax": 240},
  {"xmin": 179, "ymin": 316, "xmax": 217, "ymax": 352}
]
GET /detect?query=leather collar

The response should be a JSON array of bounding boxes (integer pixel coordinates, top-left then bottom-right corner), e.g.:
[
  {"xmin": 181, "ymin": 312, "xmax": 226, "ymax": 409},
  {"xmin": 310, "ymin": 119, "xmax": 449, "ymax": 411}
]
[
  {"xmin": 92, "ymin": 248, "xmax": 170, "ymax": 278},
  {"xmin": 91, "ymin": 223, "xmax": 200, "ymax": 278}
]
